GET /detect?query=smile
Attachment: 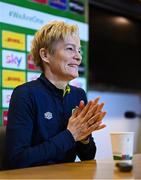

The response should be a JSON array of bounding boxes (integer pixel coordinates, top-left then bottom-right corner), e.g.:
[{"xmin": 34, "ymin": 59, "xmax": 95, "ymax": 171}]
[{"xmin": 68, "ymin": 64, "xmax": 79, "ymax": 68}]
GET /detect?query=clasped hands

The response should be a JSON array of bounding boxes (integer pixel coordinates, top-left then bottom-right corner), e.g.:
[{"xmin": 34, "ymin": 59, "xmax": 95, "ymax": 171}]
[{"xmin": 67, "ymin": 97, "xmax": 106, "ymax": 142}]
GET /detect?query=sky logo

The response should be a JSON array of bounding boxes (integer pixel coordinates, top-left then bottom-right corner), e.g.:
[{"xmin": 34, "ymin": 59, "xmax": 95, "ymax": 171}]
[
  {"xmin": 6, "ymin": 54, "xmax": 22, "ymax": 67},
  {"xmin": 2, "ymin": 49, "xmax": 26, "ymax": 70}
]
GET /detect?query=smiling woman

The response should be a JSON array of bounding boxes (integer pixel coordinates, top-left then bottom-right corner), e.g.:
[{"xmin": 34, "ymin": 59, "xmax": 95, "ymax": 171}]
[
  {"xmin": 4, "ymin": 20, "xmax": 106, "ymax": 170},
  {"xmin": 40, "ymin": 35, "xmax": 82, "ymax": 84}
]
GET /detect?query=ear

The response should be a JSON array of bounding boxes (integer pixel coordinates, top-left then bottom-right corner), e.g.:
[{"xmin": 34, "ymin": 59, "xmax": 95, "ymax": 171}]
[{"xmin": 39, "ymin": 48, "xmax": 50, "ymax": 63}]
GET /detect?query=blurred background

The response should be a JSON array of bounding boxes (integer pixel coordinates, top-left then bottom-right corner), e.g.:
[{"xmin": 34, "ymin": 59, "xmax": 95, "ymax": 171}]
[{"xmin": 0, "ymin": 0, "xmax": 141, "ymax": 159}]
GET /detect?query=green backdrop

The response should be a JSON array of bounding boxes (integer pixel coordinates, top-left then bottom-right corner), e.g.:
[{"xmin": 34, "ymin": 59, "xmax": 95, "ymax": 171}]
[{"xmin": 0, "ymin": 0, "xmax": 88, "ymax": 126}]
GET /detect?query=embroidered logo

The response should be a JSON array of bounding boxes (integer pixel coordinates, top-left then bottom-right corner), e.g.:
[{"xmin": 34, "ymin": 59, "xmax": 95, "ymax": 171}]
[{"xmin": 44, "ymin": 112, "xmax": 53, "ymax": 120}]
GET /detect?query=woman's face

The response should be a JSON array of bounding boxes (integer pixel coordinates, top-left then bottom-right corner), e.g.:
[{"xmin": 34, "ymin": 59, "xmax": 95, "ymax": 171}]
[{"xmin": 47, "ymin": 35, "xmax": 82, "ymax": 81}]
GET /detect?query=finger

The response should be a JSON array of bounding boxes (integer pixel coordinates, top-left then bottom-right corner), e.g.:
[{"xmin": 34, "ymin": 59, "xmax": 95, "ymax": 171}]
[
  {"xmin": 83, "ymin": 100, "xmax": 103, "ymax": 121},
  {"xmin": 71, "ymin": 106, "xmax": 79, "ymax": 117},
  {"xmin": 95, "ymin": 102, "xmax": 105, "ymax": 113},
  {"xmin": 93, "ymin": 96, "xmax": 100, "ymax": 105},
  {"xmin": 86, "ymin": 112, "xmax": 101, "ymax": 126},
  {"xmin": 78, "ymin": 100, "xmax": 93, "ymax": 117},
  {"xmin": 84, "ymin": 121, "xmax": 103, "ymax": 135},
  {"xmin": 79, "ymin": 98, "xmax": 100, "ymax": 119},
  {"xmin": 96, "ymin": 111, "xmax": 107, "ymax": 122},
  {"xmin": 73, "ymin": 101, "xmax": 85, "ymax": 117},
  {"xmin": 85, "ymin": 97, "xmax": 100, "ymax": 114},
  {"xmin": 83, "ymin": 104, "xmax": 98, "ymax": 120},
  {"xmin": 79, "ymin": 100, "xmax": 85, "ymax": 110},
  {"xmin": 79, "ymin": 121, "xmax": 106, "ymax": 140},
  {"xmin": 95, "ymin": 124, "xmax": 106, "ymax": 131}
]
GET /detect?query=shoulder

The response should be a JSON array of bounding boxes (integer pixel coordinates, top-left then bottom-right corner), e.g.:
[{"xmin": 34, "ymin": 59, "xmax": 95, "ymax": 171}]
[
  {"xmin": 69, "ymin": 85, "xmax": 86, "ymax": 95},
  {"xmin": 69, "ymin": 85, "xmax": 87, "ymax": 104},
  {"xmin": 12, "ymin": 79, "xmax": 40, "ymax": 98}
]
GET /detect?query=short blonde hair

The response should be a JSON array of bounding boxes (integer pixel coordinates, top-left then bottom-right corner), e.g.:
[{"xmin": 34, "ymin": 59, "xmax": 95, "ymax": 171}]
[{"xmin": 31, "ymin": 21, "xmax": 79, "ymax": 70}]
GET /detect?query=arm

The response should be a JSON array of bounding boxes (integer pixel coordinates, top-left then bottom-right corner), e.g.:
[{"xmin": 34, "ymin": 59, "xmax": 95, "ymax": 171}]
[
  {"xmin": 76, "ymin": 90, "xmax": 96, "ymax": 160},
  {"xmin": 76, "ymin": 135, "xmax": 96, "ymax": 160},
  {"xmin": 5, "ymin": 85, "xmax": 75, "ymax": 169},
  {"xmin": 67, "ymin": 89, "xmax": 106, "ymax": 161}
]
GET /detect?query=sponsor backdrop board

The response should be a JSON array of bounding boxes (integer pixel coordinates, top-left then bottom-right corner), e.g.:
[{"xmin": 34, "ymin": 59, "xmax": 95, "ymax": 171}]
[{"xmin": 0, "ymin": 0, "xmax": 88, "ymax": 126}]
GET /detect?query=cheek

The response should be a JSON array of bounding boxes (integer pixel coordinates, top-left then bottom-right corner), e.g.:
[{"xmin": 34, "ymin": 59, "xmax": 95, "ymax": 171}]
[
  {"xmin": 54, "ymin": 53, "xmax": 70, "ymax": 69},
  {"xmin": 60, "ymin": 52, "xmax": 71, "ymax": 60}
]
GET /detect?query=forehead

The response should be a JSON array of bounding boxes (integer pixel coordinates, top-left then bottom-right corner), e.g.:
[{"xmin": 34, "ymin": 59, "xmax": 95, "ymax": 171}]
[
  {"xmin": 64, "ymin": 35, "xmax": 80, "ymax": 45},
  {"xmin": 53, "ymin": 35, "xmax": 81, "ymax": 51}
]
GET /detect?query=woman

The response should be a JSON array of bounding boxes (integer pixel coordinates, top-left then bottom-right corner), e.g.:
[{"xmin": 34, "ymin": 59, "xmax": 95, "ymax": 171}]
[{"xmin": 4, "ymin": 21, "xmax": 106, "ymax": 169}]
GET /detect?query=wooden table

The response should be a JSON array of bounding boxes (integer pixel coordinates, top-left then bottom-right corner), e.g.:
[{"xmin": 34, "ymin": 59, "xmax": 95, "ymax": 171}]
[{"xmin": 0, "ymin": 154, "xmax": 140, "ymax": 179}]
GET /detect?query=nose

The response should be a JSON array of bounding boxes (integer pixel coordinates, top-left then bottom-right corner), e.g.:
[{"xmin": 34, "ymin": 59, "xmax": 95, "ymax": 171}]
[{"xmin": 74, "ymin": 50, "xmax": 82, "ymax": 63}]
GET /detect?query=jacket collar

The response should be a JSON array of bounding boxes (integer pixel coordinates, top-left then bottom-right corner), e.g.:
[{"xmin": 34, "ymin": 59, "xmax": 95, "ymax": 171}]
[{"xmin": 39, "ymin": 73, "xmax": 71, "ymax": 97}]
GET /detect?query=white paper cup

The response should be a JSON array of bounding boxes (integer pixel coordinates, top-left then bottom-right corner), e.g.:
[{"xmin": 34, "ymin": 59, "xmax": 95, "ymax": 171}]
[{"xmin": 110, "ymin": 132, "xmax": 134, "ymax": 164}]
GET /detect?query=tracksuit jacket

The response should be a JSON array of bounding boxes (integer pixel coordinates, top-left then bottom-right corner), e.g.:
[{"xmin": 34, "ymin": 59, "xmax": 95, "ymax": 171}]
[{"xmin": 4, "ymin": 73, "xmax": 96, "ymax": 169}]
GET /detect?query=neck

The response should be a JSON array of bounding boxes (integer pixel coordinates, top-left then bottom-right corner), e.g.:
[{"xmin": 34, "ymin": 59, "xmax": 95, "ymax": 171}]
[{"xmin": 44, "ymin": 71, "xmax": 68, "ymax": 90}]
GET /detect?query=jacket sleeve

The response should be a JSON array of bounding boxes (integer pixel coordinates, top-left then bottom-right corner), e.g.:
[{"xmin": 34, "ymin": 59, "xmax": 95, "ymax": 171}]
[
  {"xmin": 76, "ymin": 136, "xmax": 96, "ymax": 160},
  {"xmin": 76, "ymin": 88, "xmax": 97, "ymax": 160},
  {"xmin": 4, "ymin": 85, "xmax": 76, "ymax": 169}
]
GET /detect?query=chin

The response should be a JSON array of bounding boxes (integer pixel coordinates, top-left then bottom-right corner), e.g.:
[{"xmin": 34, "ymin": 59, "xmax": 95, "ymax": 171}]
[{"xmin": 68, "ymin": 73, "xmax": 79, "ymax": 81}]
